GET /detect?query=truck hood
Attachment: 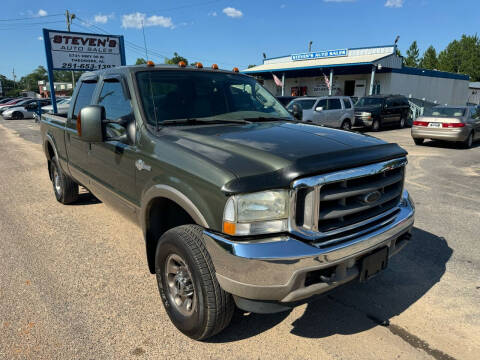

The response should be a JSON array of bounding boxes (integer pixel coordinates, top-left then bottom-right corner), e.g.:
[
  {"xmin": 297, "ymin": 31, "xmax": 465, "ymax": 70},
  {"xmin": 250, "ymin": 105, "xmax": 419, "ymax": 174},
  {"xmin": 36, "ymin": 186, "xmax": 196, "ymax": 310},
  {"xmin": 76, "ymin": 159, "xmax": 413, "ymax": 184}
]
[
  {"xmin": 355, "ymin": 104, "xmax": 382, "ymax": 114},
  {"xmin": 163, "ymin": 121, "xmax": 407, "ymax": 194}
]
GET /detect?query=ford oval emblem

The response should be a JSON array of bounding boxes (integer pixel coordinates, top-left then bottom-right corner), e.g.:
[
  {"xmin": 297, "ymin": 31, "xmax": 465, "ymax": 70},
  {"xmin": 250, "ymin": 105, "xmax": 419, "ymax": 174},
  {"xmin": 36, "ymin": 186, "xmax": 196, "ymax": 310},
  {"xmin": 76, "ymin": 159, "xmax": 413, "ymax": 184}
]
[{"xmin": 363, "ymin": 191, "xmax": 382, "ymax": 204}]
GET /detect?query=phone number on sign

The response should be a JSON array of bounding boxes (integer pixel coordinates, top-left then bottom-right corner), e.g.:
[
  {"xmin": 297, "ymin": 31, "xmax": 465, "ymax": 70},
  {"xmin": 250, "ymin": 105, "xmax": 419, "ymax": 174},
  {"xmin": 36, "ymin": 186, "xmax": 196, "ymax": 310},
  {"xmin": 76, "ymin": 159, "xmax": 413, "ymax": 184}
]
[{"xmin": 60, "ymin": 63, "xmax": 117, "ymax": 70}]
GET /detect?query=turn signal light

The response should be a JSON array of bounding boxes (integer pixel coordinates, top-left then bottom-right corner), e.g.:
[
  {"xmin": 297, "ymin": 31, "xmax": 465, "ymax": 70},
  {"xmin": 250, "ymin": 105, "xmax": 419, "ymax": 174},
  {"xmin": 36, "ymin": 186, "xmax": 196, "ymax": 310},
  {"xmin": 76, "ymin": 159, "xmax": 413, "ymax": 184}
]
[
  {"xmin": 195, "ymin": 62, "xmax": 203, "ymax": 68},
  {"xmin": 223, "ymin": 221, "xmax": 236, "ymax": 235},
  {"xmin": 232, "ymin": 67, "xmax": 239, "ymax": 73},
  {"xmin": 413, "ymin": 121, "xmax": 429, "ymax": 126},
  {"xmin": 211, "ymin": 64, "xmax": 219, "ymax": 69},
  {"xmin": 442, "ymin": 123, "xmax": 465, "ymax": 128},
  {"xmin": 178, "ymin": 61, "xmax": 187, "ymax": 67},
  {"xmin": 76, "ymin": 113, "xmax": 82, "ymax": 136},
  {"xmin": 146, "ymin": 60, "xmax": 155, "ymax": 66}
]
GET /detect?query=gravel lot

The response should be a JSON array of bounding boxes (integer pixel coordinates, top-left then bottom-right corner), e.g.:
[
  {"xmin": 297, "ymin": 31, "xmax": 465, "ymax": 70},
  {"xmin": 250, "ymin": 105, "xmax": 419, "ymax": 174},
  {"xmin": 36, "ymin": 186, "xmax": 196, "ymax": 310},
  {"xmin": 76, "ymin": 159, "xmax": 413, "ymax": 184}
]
[{"xmin": 0, "ymin": 117, "xmax": 479, "ymax": 360}]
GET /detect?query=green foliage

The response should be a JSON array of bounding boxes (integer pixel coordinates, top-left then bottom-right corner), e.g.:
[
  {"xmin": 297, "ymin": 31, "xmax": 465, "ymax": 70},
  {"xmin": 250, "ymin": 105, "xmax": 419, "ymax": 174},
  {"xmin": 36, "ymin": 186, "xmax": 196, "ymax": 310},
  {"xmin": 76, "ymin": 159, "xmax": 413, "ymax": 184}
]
[
  {"xmin": 405, "ymin": 41, "xmax": 420, "ymax": 67},
  {"xmin": 419, "ymin": 46, "xmax": 438, "ymax": 70},
  {"xmin": 135, "ymin": 58, "xmax": 147, "ymax": 65},
  {"xmin": 165, "ymin": 52, "xmax": 188, "ymax": 65},
  {"xmin": 247, "ymin": 64, "xmax": 256, "ymax": 68},
  {"xmin": 438, "ymin": 34, "xmax": 480, "ymax": 81}
]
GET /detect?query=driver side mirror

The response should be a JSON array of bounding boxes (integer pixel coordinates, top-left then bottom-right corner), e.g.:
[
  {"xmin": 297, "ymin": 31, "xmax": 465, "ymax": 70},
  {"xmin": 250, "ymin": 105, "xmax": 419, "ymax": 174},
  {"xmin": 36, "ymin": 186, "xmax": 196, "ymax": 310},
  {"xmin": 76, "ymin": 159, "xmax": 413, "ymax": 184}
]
[
  {"xmin": 291, "ymin": 103, "xmax": 303, "ymax": 121},
  {"xmin": 77, "ymin": 105, "xmax": 105, "ymax": 142},
  {"xmin": 315, "ymin": 106, "xmax": 324, "ymax": 112}
]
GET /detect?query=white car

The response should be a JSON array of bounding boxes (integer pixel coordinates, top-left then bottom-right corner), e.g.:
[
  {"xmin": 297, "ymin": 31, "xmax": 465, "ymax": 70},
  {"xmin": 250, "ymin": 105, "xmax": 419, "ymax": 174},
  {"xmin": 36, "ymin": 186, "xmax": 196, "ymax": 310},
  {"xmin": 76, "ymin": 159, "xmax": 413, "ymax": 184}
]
[
  {"xmin": 2, "ymin": 99, "xmax": 51, "ymax": 119},
  {"xmin": 33, "ymin": 98, "xmax": 71, "ymax": 121}
]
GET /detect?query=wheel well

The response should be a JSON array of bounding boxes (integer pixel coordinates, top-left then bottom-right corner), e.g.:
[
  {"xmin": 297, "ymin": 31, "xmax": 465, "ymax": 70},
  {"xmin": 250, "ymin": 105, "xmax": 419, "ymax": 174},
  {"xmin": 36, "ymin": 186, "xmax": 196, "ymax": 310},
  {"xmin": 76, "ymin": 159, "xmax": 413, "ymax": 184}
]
[
  {"xmin": 343, "ymin": 118, "xmax": 351, "ymax": 124},
  {"xmin": 46, "ymin": 141, "xmax": 55, "ymax": 161},
  {"xmin": 145, "ymin": 197, "xmax": 196, "ymax": 273}
]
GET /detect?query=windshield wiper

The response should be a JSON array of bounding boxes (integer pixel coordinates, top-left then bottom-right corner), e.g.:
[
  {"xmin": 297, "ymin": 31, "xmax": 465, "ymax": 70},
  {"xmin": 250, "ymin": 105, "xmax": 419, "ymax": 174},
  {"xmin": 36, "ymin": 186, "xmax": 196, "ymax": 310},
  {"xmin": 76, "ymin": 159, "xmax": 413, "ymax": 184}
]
[{"xmin": 160, "ymin": 118, "xmax": 251, "ymax": 126}]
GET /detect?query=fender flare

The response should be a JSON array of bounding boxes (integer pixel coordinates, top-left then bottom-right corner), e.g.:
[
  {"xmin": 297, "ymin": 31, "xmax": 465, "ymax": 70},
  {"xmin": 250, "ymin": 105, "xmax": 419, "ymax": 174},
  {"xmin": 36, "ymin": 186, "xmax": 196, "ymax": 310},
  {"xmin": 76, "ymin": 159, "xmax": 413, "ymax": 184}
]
[
  {"xmin": 44, "ymin": 133, "xmax": 59, "ymax": 161},
  {"xmin": 141, "ymin": 184, "xmax": 209, "ymax": 236}
]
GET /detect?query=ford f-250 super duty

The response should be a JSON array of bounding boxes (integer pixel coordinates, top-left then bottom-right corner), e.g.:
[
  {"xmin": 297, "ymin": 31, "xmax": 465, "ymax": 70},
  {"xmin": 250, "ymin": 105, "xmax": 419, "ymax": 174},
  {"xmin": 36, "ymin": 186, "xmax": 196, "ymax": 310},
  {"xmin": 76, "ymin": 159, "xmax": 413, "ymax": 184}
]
[{"xmin": 40, "ymin": 63, "xmax": 415, "ymax": 340}]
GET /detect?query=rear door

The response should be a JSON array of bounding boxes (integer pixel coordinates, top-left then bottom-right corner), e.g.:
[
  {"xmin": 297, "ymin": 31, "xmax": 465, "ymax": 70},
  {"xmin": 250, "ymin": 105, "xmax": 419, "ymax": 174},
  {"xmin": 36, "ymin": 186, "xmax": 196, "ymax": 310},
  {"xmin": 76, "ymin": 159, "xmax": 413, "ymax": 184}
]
[
  {"xmin": 325, "ymin": 98, "xmax": 343, "ymax": 127},
  {"xmin": 88, "ymin": 75, "xmax": 138, "ymax": 212},
  {"xmin": 471, "ymin": 107, "xmax": 480, "ymax": 139},
  {"xmin": 65, "ymin": 78, "xmax": 98, "ymax": 185},
  {"xmin": 384, "ymin": 97, "xmax": 397, "ymax": 124}
]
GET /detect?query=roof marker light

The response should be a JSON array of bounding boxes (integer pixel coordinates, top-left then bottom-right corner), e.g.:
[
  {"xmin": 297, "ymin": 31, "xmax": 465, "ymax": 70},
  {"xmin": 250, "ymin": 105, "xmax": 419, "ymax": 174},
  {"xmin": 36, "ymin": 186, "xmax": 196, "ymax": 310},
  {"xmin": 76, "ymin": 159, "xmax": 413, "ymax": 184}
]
[
  {"xmin": 211, "ymin": 64, "xmax": 219, "ymax": 70},
  {"xmin": 146, "ymin": 60, "xmax": 155, "ymax": 67},
  {"xmin": 195, "ymin": 62, "xmax": 203, "ymax": 68},
  {"xmin": 178, "ymin": 61, "xmax": 187, "ymax": 67},
  {"xmin": 232, "ymin": 67, "xmax": 239, "ymax": 73}
]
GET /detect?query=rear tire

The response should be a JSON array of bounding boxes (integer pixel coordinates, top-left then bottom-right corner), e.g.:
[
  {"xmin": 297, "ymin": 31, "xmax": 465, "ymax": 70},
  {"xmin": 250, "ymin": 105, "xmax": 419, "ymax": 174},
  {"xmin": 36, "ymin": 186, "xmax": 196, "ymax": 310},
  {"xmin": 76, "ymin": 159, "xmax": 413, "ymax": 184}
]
[
  {"xmin": 155, "ymin": 225, "xmax": 234, "ymax": 340},
  {"xmin": 461, "ymin": 132, "xmax": 473, "ymax": 149},
  {"xmin": 341, "ymin": 119, "xmax": 352, "ymax": 131},
  {"xmin": 50, "ymin": 156, "xmax": 78, "ymax": 204},
  {"xmin": 399, "ymin": 116, "xmax": 406, "ymax": 129},
  {"xmin": 413, "ymin": 138, "xmax": 424, "ymax": 145}
]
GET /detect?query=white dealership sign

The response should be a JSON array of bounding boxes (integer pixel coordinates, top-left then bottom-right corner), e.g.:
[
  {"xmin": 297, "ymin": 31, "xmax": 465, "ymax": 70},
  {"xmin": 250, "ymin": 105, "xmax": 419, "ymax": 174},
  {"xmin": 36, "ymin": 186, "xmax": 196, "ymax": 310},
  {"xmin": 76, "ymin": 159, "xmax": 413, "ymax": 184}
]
[{"xmin": 44, "ymin": 29, "xmax": 125, "ymax": 71}]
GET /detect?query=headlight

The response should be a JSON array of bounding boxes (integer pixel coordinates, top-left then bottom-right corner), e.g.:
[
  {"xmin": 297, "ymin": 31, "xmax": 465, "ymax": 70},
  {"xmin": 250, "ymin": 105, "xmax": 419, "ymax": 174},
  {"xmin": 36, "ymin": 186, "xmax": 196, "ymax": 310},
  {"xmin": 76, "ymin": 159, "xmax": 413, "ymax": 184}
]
[{"xmin": 223, "ymin": 190, "xmax": 289, "ymax": 236}]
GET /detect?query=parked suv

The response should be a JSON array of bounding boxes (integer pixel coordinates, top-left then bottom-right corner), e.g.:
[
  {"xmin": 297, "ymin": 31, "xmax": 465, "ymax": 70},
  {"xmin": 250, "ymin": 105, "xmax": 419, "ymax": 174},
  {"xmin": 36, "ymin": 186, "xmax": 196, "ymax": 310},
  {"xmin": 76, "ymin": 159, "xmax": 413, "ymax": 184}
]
[
  {"xmin": 287, "ymin": 96, "xmax": 355, "ymax": 130},
  {"xmin": 355, "ymin": 95, "xmax": 411, "ymax": 131}
]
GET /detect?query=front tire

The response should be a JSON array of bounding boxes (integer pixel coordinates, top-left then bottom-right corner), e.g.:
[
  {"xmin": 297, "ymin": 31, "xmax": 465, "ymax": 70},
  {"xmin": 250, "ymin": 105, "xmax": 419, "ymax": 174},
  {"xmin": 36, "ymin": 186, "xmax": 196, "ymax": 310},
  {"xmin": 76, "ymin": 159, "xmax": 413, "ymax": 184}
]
[
  {"xmin": 12, "ymin": 111, "xmax": 24, "ymax": 120},
  {"xmin": 155, "ymin": 225, "xmax": 234, "ymax": 340},
  {"xmin": 372, "ymin": 118, "xmax": 381, "ymax": 131},
  {"xmin": 461, "ymin": 132, "xmax": 473, "ymax": 149},
  {"xmin": 399, "ymin": 116, "xmax": 406, "ymax": 129},
  {"xmin": 50, "ymin": 156, "xmax": 78, "ymax": 204}
]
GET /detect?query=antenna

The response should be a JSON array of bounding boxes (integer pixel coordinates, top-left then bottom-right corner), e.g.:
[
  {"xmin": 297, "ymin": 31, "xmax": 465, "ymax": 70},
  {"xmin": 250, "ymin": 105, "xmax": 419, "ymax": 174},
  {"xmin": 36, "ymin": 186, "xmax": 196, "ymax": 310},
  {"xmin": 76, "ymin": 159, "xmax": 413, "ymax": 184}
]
[{"xmin": 142, "ymin": 20, "xmax": 149, "ymax": 61}]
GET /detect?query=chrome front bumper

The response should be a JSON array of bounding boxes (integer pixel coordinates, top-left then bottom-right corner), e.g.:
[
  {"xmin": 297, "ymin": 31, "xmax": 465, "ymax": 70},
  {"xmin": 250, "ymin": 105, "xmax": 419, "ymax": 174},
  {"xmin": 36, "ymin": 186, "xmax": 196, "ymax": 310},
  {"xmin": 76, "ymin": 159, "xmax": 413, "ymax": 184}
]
[
  {"xmin": 354, "ymin": 116, "xmax": 373, "ymax": 127},
  {"xmin": 203, "ymin": 190, "xmax": 414, "ymax": 303}
]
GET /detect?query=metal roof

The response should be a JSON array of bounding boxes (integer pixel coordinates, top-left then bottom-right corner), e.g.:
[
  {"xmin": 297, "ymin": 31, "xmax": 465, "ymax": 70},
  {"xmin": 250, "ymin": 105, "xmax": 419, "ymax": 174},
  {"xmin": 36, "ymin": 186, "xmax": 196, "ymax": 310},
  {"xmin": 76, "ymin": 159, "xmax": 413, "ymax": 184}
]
[{"xmin": 243, "ymin": 53, "xmax": 394, "ymax": 74}]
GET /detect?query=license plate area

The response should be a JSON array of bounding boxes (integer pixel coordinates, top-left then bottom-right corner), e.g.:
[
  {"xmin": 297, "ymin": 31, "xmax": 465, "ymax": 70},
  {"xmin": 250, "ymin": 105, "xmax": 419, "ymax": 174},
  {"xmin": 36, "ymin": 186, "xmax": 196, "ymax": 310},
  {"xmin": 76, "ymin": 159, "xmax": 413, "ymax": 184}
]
[
  {"xmin": 359, "ymin": 247, "xmax": 389, "ymax": 282},
  {"xmin": 428, "ymin": 122, "xmax": 441, "ymax": 128}
]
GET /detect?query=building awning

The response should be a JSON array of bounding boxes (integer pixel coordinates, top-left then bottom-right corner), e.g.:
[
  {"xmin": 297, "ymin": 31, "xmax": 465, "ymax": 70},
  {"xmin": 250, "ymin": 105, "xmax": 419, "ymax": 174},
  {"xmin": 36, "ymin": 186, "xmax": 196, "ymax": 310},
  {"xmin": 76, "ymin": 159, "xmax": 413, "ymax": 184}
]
[{"xmin": 243, "ymin": 53, "xmax": 400, "ymax": 75}]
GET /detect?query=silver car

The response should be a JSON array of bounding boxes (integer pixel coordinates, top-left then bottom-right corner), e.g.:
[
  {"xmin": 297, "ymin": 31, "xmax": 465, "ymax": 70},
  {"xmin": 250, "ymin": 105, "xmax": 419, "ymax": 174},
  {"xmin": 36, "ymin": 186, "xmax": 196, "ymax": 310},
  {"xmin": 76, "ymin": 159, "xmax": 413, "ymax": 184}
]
[
  {"xmin": 287, "ymin": 96, "xmax": 355, "ymax": 130},
  {"xmin": 411, "ymin": 105, "xmax": 480, "ymax": 148},
  {"xmin": 2, "ymin": 99, "xmax": 51, "ymax": 119}
]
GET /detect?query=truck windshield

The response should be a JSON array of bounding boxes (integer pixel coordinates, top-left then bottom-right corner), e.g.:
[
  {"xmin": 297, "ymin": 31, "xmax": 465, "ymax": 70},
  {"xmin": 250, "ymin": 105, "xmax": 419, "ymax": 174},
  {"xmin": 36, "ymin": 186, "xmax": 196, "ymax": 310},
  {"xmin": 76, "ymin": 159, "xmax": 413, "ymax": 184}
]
[
  {"xmin": 136, "ymin": 70, "xmax": 292, "ymax": 126},
  {"xmin": 356, "ymin": 98, "xmax": 384, "ymax": 107},
  {"xmin": 424, "ymin": 107, "xmax": 466, "ymax": 117}
]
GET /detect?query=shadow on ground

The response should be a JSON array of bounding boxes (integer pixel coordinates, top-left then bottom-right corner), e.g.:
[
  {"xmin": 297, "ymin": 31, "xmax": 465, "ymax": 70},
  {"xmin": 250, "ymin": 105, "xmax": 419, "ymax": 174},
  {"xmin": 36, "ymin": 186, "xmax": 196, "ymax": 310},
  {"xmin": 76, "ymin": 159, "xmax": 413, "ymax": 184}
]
[{"xmin": 209, "ymin": 227, "xmax": 452, "ymax": 342}]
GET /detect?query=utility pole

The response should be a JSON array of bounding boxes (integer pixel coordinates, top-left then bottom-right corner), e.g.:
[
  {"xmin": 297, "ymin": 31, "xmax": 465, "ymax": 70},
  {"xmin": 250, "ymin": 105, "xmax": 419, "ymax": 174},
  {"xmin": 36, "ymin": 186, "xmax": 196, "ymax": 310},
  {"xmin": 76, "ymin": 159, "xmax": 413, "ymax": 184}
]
[
  {"xmin": 12, "ymin": 68, "xmax": 16, "ymax": 89},
  {"xmin": 66, "ymin": 10, "xmax": 76, "ymax": 89},
  {"xmin": 308, "ymin": 41, "xmax": 313, "ymax": 52}
]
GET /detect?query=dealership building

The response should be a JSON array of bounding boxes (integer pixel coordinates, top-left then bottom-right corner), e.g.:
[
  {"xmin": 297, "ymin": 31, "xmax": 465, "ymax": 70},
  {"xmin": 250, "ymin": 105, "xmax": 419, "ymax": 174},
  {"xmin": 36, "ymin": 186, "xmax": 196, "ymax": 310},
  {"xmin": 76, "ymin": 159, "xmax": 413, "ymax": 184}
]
[{"xmin": 243, "ymin": 45, "xmax": 469, "ymax": 106}]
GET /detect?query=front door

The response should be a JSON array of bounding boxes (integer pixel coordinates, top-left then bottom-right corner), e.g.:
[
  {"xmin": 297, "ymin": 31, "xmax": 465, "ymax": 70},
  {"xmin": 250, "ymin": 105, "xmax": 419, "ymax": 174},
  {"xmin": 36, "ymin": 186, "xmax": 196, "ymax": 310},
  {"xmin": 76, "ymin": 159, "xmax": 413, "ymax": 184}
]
[
  {"xmin": 344, "ymin": 80, "xmax": 355, "ymax": 96},
  {"xmin": 310, "ymin": 98, "xmax": 328, "ymax": 124},
  {"xmin": 325, "ymin": 98, "xmax": 343, "ymax": 127},
  {"xmin": 87, "ymin": 77, "xmax": 138, "ymax": 217},
  {"xmin": 354, "ymin": 80, "xmax": 367, "ymax": 97}
]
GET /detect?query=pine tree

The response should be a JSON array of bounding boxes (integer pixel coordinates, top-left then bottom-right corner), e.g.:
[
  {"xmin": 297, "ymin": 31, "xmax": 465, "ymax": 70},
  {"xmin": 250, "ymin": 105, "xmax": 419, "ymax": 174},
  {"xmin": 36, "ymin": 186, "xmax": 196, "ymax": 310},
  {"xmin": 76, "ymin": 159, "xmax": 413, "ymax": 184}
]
[
  {"xmin": 419, "ymin": 46, "xmax": 438, "ymax": 70},
  {"xmin": 405, "ymin": 41, "xmax": 420, "ymax": 67}
]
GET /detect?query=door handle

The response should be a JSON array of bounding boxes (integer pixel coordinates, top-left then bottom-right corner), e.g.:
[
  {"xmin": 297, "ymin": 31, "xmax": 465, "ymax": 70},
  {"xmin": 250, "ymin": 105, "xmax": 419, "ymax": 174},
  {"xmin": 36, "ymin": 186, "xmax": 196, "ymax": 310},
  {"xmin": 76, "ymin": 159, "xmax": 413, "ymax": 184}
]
[{"xmin": 135, "ymin": 159, "xmax": 151, "ymax": 171}]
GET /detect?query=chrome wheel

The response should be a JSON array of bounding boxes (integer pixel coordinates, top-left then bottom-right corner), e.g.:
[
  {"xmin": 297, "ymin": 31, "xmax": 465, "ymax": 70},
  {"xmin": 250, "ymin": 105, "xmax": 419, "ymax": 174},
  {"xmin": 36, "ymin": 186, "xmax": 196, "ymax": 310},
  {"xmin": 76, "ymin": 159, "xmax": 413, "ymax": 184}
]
[
  {"xmin": 53, "ymin": 166, "xmax": 61, "ymax": 195},
  {"xmin": 165, "ymin": 253, "xmax": 196, "ymax": 316}
]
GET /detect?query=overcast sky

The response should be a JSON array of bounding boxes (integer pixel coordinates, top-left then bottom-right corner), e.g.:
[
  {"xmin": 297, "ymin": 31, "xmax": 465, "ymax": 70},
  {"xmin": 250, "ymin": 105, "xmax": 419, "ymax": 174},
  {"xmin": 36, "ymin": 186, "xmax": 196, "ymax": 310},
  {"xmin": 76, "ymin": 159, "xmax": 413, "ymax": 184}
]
[{"xmin": 1, "ymin": 0, "xmax": 478, "ymax": 78}]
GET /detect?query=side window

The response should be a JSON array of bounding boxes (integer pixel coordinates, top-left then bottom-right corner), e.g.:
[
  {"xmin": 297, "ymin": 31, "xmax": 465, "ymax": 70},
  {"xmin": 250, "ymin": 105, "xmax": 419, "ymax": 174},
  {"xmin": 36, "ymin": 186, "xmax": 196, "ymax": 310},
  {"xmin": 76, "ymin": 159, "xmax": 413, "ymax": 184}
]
[
  {"xmin": 327, "ymin": 98, "xmax": 342, "ymax": 110},
  {"xmin": 343, "ymin": 98, "xmax": 352, "ymax": 109},
  {"xmin": 386, "ymin": 98, "xmax": 395, "ymax": 107},
  {"xmin": 98, "ymin": 80, "xmax": 132, "ymax": 120},
  {"xmin": 316, "ymin": 99, "xmax": 328, "ymax": 109},
  {"xmin": 72, "ymin": 81, "xmax": 97, "ymax": 118}
]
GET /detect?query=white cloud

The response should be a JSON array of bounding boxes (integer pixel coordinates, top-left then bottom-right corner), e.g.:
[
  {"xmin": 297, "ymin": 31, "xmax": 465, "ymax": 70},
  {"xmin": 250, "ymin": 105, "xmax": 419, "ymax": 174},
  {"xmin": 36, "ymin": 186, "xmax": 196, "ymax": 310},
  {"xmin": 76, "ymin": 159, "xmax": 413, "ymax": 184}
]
[
  {"xmin": 38, "ymin": 36, "xmax": 43, "ymax": 41},
  {"xmin": 208, "ymin": 11, "xmax": 217, "ymax": 16},
  {"xmin": 385, "ymin": 0, "xmax": 404, "ymax": 7},
  {"xmin": 122, "ymin": 12, "xmax": 174, "ymax": 29},
  {"xmin": 222, "ymin": 7, "xmax": 243, "ymax": 18},
  {"xmin": 37, "ymin": 9, "xmax": 47, "ymax": 17},
  {"xmin": 94, "ymin": 13, "xmax": 114, "ymax": 24}
]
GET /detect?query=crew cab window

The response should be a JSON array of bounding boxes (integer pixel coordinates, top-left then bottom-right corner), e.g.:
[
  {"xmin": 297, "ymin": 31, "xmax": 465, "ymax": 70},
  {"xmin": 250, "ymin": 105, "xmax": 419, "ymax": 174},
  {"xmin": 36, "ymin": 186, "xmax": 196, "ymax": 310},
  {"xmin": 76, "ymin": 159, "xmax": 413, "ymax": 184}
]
[
  {"xmin": 316, "ymin": 99, "xmax": 327, "ymax": 109},
  {"xmin": 327, "ymin": 98, "xmax": 342, "ymax": 110},
  {"xmin": 287, "ymin": 99, "xmax": 316, "ymax": 111},
  {"xmin": 343, "ymin": 99, "xmax": 352, "ymax": 109},
  {"xmin": 73, "ymin": 81, "xmax": 97, "ymax": 118},
  {"xmin": 98, "ymin": 80, "xmax": 132, "ymax": 120}
]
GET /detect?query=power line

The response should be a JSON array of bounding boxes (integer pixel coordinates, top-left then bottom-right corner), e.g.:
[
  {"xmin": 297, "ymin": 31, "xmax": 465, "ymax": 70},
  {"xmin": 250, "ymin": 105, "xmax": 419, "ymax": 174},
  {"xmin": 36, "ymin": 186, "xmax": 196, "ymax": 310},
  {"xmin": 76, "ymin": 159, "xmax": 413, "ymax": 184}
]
[{"xmin": 0, "ymin": 14, "xmax": 64, "ymax": 22}]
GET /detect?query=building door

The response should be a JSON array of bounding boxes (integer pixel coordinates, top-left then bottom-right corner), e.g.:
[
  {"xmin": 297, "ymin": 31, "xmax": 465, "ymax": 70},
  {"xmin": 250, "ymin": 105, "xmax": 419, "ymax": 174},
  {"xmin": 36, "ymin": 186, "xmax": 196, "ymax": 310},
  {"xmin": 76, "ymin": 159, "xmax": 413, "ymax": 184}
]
[
  {"xmin": 344, "ymin": 80, "xmax": 355, "ymax": 96},
  {"xmin": 354, "ymin": 80, "xmax": 367, "ymax": 97}
]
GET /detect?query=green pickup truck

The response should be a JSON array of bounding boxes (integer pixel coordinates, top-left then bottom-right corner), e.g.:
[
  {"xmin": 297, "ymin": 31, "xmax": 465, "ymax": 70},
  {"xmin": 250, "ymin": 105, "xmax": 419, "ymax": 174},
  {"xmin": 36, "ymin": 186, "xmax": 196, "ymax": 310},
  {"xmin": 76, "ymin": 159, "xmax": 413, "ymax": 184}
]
[{"xmin": 40, "ymin": 63, "xmax": 415, "ymax": 340}]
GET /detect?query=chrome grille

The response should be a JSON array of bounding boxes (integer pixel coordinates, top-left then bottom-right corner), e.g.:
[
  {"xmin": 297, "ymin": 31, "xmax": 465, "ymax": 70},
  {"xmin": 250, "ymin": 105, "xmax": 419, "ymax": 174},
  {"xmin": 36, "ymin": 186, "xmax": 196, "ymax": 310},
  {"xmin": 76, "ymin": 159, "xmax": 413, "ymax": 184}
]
[{"xmin": 290, "ymin": 157, "xmax": 407, "ymax": 245}]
